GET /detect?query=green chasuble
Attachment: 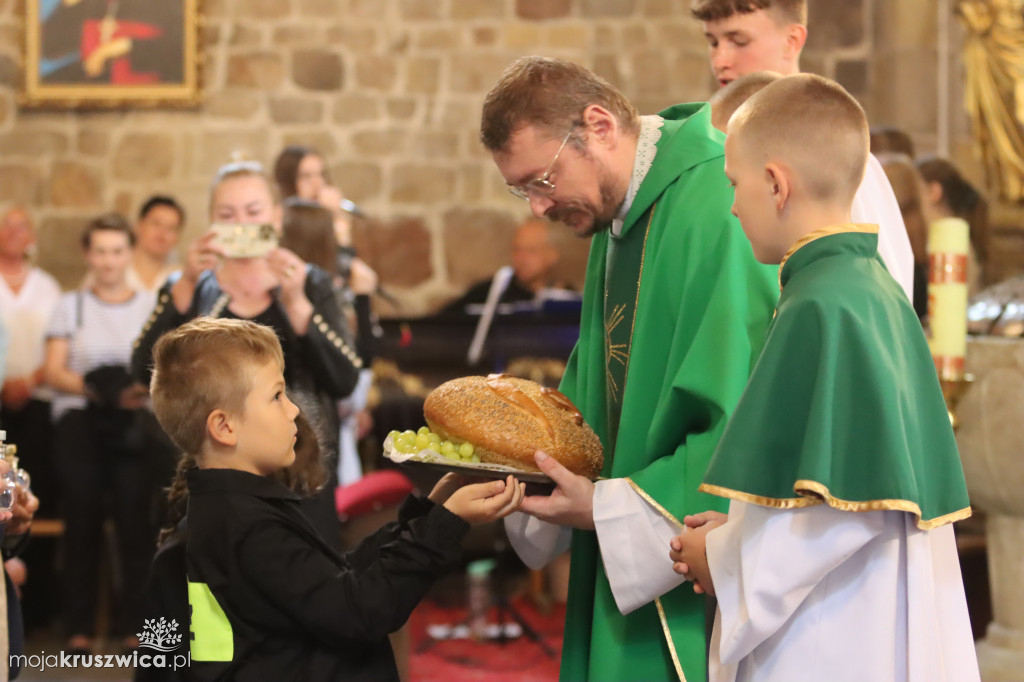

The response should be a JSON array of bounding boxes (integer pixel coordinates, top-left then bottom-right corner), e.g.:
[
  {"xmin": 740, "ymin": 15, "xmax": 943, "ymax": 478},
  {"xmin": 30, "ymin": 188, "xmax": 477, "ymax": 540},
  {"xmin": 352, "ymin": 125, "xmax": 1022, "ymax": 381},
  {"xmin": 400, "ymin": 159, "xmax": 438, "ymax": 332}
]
[
  {"xmin": 558, "ymin": 103, "xmax": 778, "ymax": 682},
  {"xmin": 701, "ymin": 225, "xmax": 972, "ymax": 528}
]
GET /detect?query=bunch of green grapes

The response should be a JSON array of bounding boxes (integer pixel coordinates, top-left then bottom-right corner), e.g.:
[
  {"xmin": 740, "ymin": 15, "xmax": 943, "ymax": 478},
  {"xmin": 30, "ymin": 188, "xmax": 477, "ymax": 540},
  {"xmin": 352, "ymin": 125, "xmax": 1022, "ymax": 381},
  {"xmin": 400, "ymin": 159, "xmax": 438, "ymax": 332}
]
[{"xmin": 388, "ymin": 426, "xmax": 481, "ymax": 464}]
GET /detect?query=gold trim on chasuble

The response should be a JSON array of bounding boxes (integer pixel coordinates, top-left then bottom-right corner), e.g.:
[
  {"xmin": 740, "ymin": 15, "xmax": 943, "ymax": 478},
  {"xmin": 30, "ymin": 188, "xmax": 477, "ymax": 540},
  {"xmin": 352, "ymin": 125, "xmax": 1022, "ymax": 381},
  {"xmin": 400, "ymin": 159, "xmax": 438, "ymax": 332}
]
[
  {"xmin": 623, "ymin": 480, "xmax": 690, "ymax": 679},
  {"xmin": 750, "ymin": 222, "xmax": 972, "ymax": 530},
  {"xmin": 625, "ymin": 478, "xmax": 692, "ymax": 681},
  {"xmin": 699, "ymin": 481, "xmax": 972, "ymax": 531},
  {"xmin": 777, "ymin": 223, "xmax": 880, "ymax": 292},
  {"xmin": 604, "ymin": 204, "xmax": 687, "ymax": 681},
  {"xmin": 603, "ymin": 205, "xmax": 656, "ymax": 404},
  {"xmin": 625, "ymin": 476, "xmax": 688, "ymax": 681},
  {"xmin": 656, "ymin": 598, "xmax": 688, "ymax": 682},
  {"xmin": 604, "ymin": 303, "xmax": 628, "ymax": 401},
  {"xmin": 626, "ymin": 477, "xmax": 683, "ymax": 529}
]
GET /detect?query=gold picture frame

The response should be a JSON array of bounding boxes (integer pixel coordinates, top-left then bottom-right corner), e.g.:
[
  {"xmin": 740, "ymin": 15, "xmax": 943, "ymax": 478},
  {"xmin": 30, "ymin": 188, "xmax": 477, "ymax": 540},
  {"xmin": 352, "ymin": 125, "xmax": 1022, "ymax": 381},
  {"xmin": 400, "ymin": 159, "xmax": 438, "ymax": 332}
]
[{"xmin": 21, "ymin": 0, "xmax": 200, "ymax": 108}]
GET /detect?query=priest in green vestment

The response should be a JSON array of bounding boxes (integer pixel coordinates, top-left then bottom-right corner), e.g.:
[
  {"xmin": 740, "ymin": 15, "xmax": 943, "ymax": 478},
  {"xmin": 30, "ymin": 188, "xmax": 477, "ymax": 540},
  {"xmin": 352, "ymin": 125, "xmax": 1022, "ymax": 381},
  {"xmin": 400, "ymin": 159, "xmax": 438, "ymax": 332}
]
[
  {"xmin": 481, "ymin": 56, "xmax": 777, "ymax": 682},
  {"xmin": 669, "ymin": 74, "xmax": 978, "ymax": 682}
]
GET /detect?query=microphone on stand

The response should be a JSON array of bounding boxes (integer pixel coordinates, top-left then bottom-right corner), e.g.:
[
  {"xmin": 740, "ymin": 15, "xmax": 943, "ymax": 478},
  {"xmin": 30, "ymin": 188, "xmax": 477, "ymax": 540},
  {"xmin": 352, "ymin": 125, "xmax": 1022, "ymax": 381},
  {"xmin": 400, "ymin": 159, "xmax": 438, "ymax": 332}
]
[
  {"xmin": 373, "ymin": 286, "xmax": 401, "ymax": 309},
  {"xmin": 335, "ymin": 198, "xmax": 397, "ymax": 307},
  {"xmin": 467, "ymin": 266, "xmax": 514, "ymax": 366},
  {"xmin": 339, "ymin": 199, "xmax": 367, "ymax": 219},
  {"xmin": 336, "ymin": 238, "xmax": 398, "ymax": 310}
]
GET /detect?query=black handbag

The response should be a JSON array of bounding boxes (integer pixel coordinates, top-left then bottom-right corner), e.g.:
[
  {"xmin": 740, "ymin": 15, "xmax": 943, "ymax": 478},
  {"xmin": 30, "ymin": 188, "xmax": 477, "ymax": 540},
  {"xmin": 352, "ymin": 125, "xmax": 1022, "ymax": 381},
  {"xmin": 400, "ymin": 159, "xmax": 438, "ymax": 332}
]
[{"xmin": 83, "ymin": 365, "xmax": 134, "ymax": 410}]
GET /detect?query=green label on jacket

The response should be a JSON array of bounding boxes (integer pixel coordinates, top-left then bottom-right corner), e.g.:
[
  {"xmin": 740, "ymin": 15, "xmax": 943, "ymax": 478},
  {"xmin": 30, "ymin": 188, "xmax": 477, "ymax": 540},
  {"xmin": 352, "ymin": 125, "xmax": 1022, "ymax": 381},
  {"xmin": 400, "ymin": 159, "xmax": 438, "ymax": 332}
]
[{"xmin": 187, "ymin": 581, "xmax": 233, "ymax": 662}]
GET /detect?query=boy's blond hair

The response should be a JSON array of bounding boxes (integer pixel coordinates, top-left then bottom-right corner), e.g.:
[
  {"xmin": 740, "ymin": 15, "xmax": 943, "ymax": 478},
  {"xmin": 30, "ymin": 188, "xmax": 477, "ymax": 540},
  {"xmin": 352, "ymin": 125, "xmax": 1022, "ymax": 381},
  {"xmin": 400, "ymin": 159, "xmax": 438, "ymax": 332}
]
[
  {"xmin": 709, "ymin": 71, "xmax": 781, "ymax": 131},
  {"xmin": 691, "ymin": 0, "xmax": 806, "ymax": 25},
  {"xmin": 150, "ymin": 318, "xmax": 285, "ymax": 455},
  {"xmin": 730, "ymin": 73, "xmax": 869, "ymax": 206}
]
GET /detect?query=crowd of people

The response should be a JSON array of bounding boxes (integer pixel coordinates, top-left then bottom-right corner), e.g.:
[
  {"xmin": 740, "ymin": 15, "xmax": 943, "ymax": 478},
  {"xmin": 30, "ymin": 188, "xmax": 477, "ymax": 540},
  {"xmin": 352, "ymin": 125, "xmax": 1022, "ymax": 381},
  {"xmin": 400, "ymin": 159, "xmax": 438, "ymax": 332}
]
[
  {"xmin": 0, "ymin": 0, "xmax": 995, "ymax": 681},
  {"xmin": 0, "ymin": 145, "xmax": 390, "ymax": 668}
]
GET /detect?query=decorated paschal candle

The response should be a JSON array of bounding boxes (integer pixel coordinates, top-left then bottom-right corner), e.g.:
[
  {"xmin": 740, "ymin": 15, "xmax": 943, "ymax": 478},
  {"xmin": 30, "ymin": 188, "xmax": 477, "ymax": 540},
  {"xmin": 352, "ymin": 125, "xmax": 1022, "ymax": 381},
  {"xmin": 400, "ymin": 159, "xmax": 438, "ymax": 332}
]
[{"xmin": 927, "ymin": 217, "xmax": 969, "ymax": 380}]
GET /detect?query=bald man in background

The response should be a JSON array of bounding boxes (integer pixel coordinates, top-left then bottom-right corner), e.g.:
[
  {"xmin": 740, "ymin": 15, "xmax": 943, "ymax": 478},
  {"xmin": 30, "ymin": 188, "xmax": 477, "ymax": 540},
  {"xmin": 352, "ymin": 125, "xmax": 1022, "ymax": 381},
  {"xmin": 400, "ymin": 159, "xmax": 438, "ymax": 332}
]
[{"xmin": 442, "ymin": 219, "xmax": 569, "ymax": 315}]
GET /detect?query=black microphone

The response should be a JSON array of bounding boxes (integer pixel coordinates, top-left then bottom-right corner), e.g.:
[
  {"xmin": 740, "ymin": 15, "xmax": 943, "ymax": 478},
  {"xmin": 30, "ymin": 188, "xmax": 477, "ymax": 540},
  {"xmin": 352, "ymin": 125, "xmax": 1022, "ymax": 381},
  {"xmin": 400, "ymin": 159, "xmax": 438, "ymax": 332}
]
[
  {"xmin": 339, "ymin": 199, "xmax": 367, "ymax": 219},
  {"xmin": 337, "ymin": 246, "xmax": 399, "ymax": 310}
]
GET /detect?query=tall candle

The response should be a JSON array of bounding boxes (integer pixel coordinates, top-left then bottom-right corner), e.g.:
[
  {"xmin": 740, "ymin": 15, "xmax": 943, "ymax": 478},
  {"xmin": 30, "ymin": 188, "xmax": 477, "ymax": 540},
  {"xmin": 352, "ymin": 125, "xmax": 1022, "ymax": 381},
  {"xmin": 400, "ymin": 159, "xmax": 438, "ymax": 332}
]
[{"xmin": 927, "ymin": 217, "xmax": 969, "ymax": 380}]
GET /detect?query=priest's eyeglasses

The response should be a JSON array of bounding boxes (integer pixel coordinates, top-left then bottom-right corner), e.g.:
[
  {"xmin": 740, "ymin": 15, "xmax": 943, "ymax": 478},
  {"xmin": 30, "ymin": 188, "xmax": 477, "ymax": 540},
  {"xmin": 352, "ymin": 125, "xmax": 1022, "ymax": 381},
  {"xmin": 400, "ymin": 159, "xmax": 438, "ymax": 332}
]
[{"xmin": 506, "ymin": 126, "xmax": 576, "ymax": 201}]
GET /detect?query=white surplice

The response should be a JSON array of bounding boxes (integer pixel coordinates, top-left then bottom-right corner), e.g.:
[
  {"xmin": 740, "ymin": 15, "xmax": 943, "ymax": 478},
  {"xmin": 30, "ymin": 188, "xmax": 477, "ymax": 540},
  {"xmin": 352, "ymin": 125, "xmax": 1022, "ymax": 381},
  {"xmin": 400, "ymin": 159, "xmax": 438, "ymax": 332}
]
[
  {"xmin": 705, "ymin": 500, "xmax": 979, "ymax": 682},
  {"xmin": 505, "ymin": 476, "xmax": 688, "ymax": 615},
  {"xmin": 0, "ymin": 267, "xmax": 61, "ymax": 400},
  {"xmin": 854, "ymin": 154, "xmax": 914, "ymax": 301}
]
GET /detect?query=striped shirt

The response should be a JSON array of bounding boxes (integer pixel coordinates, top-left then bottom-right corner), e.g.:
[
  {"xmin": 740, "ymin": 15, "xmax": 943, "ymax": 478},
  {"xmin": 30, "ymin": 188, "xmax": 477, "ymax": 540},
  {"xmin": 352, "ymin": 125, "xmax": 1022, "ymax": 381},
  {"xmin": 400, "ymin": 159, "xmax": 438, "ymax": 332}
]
[{"xmin": 46, "ymin": 289, "xmax": 155, "ymax": 420}]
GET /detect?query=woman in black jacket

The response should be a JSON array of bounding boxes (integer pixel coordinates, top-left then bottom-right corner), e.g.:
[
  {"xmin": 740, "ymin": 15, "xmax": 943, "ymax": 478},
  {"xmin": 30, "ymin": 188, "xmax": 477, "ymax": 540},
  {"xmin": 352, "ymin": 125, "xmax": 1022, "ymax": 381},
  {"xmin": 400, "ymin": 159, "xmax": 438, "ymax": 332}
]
[{"xmin": 131, "ymin": 159, "xmax": 361, "ymax": 544}]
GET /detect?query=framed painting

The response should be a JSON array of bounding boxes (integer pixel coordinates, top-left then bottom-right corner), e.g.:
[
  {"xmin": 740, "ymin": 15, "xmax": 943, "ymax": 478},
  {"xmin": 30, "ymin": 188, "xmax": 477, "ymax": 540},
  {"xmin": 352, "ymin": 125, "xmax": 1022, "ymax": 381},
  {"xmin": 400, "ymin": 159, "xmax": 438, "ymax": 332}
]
[{"xmin": 22, "ymin": 0, "xmax": 200, "ymax": 108}]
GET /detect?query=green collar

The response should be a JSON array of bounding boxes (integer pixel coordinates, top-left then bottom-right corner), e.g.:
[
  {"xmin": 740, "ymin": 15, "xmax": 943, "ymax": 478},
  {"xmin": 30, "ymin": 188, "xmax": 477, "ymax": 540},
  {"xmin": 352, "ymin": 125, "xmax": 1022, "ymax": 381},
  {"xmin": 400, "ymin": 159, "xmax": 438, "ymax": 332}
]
[
  {"xmin": 621, "ymin": 102, "xmax": 725, "ymax": 235},
  {"xmin": 779, "ymin": 224, "xmax": 879, "ymax": 291}
]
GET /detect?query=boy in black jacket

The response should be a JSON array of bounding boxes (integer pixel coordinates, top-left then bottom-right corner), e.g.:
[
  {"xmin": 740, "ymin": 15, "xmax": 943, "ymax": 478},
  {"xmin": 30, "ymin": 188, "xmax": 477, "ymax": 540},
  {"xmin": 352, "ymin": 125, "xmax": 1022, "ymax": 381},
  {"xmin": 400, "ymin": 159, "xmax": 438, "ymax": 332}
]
[{"xmin": 148, "ymin": 318, "xmax": 525, "ymax": 681}]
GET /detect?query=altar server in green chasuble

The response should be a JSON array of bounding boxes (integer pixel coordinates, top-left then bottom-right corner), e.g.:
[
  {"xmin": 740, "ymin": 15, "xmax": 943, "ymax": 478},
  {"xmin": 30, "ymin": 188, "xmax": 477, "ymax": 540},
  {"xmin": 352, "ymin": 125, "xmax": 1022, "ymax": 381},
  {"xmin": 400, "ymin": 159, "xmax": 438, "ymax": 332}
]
[
  {"xmin": 691, "ymin": 0, "xmax": 915, "ymax": 303},
  {"xmin": 669, "ymin": 74, "xmax": 980, "ymax": 682},
  {"xmin": 480, "ymin": 56, "xmax": 778, "ymax": 682}
]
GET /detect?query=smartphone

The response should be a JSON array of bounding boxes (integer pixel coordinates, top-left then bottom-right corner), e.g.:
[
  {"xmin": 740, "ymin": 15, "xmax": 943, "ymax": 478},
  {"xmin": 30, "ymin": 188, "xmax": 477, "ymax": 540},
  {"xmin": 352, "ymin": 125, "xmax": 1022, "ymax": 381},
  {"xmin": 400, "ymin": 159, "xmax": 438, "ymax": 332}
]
[{"xmin": 210, "ymin": 223, "xmax": 278, "ymax": 259}]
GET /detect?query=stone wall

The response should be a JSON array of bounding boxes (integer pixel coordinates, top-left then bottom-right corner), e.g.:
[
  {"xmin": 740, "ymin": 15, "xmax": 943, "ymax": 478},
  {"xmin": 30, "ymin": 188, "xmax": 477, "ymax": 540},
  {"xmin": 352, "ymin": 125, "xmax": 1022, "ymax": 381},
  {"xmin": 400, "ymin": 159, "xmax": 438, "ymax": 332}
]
[{"xmin": 0, "ymin": 0, "xmax": 990, "ymax": 313}]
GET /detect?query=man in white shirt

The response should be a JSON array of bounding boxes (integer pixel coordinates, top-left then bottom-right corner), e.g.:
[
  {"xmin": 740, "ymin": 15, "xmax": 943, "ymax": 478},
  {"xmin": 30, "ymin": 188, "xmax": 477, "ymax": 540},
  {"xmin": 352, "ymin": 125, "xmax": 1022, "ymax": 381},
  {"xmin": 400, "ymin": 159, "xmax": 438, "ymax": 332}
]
[{"xmin": 0, "ymin": 207, "xmax": 62, "ymax": 510}]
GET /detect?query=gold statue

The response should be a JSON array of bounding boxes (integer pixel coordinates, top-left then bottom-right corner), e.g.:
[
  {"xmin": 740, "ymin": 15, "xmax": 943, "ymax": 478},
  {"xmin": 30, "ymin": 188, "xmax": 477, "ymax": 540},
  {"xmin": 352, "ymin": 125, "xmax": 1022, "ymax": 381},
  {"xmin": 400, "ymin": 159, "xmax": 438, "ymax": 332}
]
[{"xmin": 958, "ymin": 0, "xmax": 1024, "ymax": 202}]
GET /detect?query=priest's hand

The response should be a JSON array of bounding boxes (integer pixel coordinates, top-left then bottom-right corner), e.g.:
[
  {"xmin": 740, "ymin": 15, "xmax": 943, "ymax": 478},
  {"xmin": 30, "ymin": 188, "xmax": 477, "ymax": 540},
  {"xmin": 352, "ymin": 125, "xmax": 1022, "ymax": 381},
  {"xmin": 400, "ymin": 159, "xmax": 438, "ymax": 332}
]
[
  {"xmin": 518, "ymin": 451, "xmax": 596, "ymax": 530},
  {"xmin": 669, "ymin": 511, "xmax": 727, "ymax": 597}
]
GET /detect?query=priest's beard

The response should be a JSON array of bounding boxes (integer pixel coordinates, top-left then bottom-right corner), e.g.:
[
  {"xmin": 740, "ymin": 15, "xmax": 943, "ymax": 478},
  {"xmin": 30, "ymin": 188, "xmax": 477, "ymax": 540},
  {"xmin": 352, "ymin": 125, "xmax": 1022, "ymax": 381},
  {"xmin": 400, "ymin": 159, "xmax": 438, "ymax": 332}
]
[{"xmin": 546, "ymin": 165, "xmax": 624, "ymax": 238}]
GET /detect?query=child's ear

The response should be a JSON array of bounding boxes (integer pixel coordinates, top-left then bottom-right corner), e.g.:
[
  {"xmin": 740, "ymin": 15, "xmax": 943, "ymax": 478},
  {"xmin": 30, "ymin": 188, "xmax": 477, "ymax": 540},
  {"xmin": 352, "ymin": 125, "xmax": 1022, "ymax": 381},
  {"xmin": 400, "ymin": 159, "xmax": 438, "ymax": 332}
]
[
  {"xmin": 764, "ymin": 163, "xmax": 790, "ymax": 212},
  {"xmin": 207, "ymin": 409, "xmax": 237, "ymax": 447},
  {"xmin": 785, "ymin": 23, "xmax": 808, "ymax": 60}
]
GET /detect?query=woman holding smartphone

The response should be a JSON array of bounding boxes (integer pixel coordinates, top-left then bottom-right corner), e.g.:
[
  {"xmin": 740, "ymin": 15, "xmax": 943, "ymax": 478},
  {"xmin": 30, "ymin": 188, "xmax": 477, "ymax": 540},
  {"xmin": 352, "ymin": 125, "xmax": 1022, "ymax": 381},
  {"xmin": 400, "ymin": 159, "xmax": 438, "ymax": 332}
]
[{"xmin": 131, "ymin": 160, "xmax": 362, "ymax": 544}]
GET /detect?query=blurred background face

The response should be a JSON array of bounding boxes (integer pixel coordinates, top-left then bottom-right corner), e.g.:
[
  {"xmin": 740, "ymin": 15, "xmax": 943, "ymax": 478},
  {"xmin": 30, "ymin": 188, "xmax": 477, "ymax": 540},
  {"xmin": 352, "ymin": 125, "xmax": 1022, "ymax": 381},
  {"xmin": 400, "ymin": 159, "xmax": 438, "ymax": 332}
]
[
  {"xmin": 294, "ymin": 154, "xmax": 328, "ymax": 200},
  {"xmin": 921, "ymin": 180, "xmax": 951, "ymax": 225},
  {"xmin": 0, "ymin": 209, "xmax": 35, "ymax": 260},
  {"xmin": 135, "ymin": 204, "xmax": 182, "ymax": 261},
  {"xmin": 512, "ymin": 222, "xmax": 559, "ymax": 288},
  {"xmin": 85, "ymin": 229, "xmax": 133, "ymax": 287},
  {"xmin": 211, "ymin": 175, "xmax": 278, "ymax": 226}
]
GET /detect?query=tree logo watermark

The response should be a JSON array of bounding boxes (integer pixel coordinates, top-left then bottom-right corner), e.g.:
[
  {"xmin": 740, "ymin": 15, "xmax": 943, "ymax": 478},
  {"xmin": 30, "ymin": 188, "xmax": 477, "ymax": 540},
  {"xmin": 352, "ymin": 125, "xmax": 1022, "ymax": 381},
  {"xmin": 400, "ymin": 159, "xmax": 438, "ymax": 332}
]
[{"xmin": 138, "ymin": 617, "xmax": 183, "ymax": 653}]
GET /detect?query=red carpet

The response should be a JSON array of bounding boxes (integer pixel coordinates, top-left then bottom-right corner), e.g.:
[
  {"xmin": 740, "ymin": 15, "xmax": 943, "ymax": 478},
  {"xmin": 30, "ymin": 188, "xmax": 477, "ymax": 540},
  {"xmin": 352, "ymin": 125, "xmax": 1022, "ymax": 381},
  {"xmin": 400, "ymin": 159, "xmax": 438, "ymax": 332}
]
[{"xmin": 409, "ymin": 596, "xmax": 565, "ymax": 681}]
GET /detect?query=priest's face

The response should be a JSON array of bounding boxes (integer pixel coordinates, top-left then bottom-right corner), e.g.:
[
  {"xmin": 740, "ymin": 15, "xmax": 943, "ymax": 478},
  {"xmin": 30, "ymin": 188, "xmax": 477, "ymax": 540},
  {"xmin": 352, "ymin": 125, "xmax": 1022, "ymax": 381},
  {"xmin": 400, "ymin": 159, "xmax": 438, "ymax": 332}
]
[
  {"xmin": 702, "ymin": 9, "xmax": 804, "ymax": 87},
  {"xmin": 724, "ymin": 131, "xmax": 785, "ymax": 264},
  {"xmin": 492, "ymin": 124, "xmax": 625, "ymax": 238}
]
